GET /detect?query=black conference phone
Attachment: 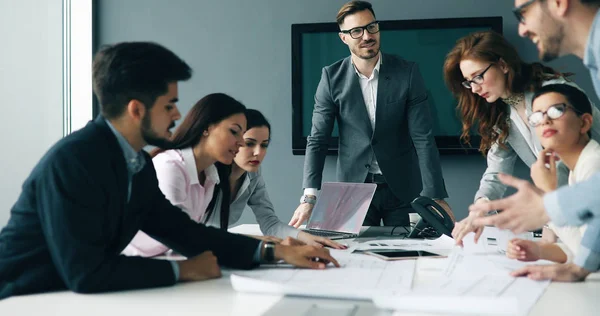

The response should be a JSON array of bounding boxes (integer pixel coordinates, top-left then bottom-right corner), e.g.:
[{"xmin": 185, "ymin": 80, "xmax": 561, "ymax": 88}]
[{"xmin": 407, "ymin": 196, "xmax": 455, "ymax": 239}]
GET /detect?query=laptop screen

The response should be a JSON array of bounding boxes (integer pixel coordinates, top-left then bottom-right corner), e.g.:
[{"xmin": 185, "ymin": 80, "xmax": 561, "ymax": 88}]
[{"xmin": 306, "ymin": 182, "xmax": 377, "ymax": 234}]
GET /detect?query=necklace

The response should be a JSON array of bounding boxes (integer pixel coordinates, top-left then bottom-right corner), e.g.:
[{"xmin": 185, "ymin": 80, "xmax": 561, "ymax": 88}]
[{"xmin": 502, "ymin": 93, "xmax": 525, "ymax": 108}]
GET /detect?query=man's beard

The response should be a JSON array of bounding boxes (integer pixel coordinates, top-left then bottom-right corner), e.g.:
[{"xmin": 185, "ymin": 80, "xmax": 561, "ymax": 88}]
[
  {"xmin": 539, "ymin": 17, "xmax": 564, "ymax": 62},
  {"xmin": 351, "ymin": 39, "xmax": 380, "ymax": 60},
  {"xmin": 141, "ymin": 114, "xmax": 175, "ymax": 149}
]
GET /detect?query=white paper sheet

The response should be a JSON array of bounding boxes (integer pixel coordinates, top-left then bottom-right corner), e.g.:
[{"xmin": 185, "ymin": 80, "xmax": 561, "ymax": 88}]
[
  {"xmin": 375, "ymin": 247, "xmax": 550, "ymax": 315},
  {"xmin": 461, "ymin": 226, "xmax": 534, "ymax": 255},
  {"xmin": 355, "ymin": 235, "xmax": 455, "ymax": 252},
  {"xmin": 230, "ymin": 251, "xmax": 415, "ymax": 300}
]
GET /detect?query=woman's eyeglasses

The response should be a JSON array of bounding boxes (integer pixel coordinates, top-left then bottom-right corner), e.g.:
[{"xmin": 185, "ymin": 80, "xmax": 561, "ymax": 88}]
[
  {"xmin": 462, "ymin": 64, "xmax": 493, "ymax": 89},
  {"xmin": 528, "ymin": 103, "xmax": 582, "ymax": 127}
]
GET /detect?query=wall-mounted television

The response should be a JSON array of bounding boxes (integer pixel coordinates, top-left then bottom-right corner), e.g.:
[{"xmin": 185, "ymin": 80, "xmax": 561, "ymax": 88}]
[{"xmin": 291, "ymin": 17, "xmax": 503, "ymax": 155}]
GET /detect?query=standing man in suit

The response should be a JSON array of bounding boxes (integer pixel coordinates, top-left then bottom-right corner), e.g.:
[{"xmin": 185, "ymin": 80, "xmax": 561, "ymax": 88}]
[
  {"xmin": 0, "ymin": 42, "xmax": 338, "ymax": 299},
  {"xmin": 289, "ymin": 1, "xmax": 454, "ymax": 228}
]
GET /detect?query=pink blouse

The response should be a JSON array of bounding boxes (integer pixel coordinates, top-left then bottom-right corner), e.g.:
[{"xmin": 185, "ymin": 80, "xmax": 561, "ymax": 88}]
[{"xmin": 122, "ymin": 147, "xmax": 220, "ymax": 257}]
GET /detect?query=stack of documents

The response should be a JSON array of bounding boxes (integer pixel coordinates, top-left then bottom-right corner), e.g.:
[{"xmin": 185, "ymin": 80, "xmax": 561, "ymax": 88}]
[{"xmin": 230, "ymin": 228, "xmax": 551, "ymax": 315}]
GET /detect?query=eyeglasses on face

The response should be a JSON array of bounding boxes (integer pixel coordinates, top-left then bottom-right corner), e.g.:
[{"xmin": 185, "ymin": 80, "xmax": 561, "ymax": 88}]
[
  {"xmin": 513, "ymin": 0, "xmax": 537, "ymax": 24},
  {"xmin": 462, "ymin": 64, "xmax": 493, "ymax": 89},
  {"xmin": 340, "ymin": 21, "xmax": 380, "ymax": 39},
  {"xmin": 528, "ymin": 103, "xmax": 582, "ymax": 127}
]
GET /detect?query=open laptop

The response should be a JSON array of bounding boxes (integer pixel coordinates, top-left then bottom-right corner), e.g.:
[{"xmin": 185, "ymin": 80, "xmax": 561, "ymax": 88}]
[{"xmin": 303, "ymin": 182, "xmax": 377, "ymax": 240}]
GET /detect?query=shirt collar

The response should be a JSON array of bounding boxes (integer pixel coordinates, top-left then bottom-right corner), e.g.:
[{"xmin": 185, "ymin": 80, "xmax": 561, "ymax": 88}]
[
  {"xmin": 105, "ymin": 118, "xmax": 146, "ymax": 174},
  {"xmin": 180, "ymin": 147, "xmax": 220, "ymax": 186},
  {"xmin": 352, "ymin": 52, "xmax": 382, "ymax": 79},
  {"xmin": 574, "ymin": 139, "xmax": 600, "ymax": 173},
  {"xmin": 584, "ymin": 9, "xmax": 600, "ymax": 68}
]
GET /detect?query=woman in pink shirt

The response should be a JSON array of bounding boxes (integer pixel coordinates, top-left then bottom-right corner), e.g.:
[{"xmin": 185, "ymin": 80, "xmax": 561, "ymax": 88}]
[{"xmin": 123, "ymin": 93, "xmax": 252, "ymax": 257}]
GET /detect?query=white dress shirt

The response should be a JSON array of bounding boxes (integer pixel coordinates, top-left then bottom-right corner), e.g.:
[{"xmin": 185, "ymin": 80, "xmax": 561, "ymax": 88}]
[
  {"xmin": 304, "ymin": 53, "xmax": 382, "ymax": 197},
  {"xmin": 122, "ymin": 147, "xmax": 220, "ymax": 257},
  {"xmin": 548, "ymin": 140, "xmax": 600, "ymax": 262}
]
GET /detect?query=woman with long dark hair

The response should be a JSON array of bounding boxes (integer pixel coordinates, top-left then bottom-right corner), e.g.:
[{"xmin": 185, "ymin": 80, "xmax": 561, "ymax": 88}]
[
  {"xmin": 206, "ymin": 109, "xmax": 343, "ymax": 248},
  {"xmin": 444, "ymin": 31, "xmax": 600, "ymax": 241},
  {"xmin": 123, "ymin": 93, "xmax": 250, "ymax": 257}
]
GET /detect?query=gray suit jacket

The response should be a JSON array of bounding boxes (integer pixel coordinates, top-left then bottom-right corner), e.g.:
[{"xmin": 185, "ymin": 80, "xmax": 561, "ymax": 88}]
[
  {"xmin": 207, "ymin": 170, "xmax": 300, "ymax": 239},
  {"xmin": 303, "ymin": 54, "xmax": 448, "ymax": 203},
  {"xmin": 474, "ymin": 77, "xmax": 600, "ymax": 201}
]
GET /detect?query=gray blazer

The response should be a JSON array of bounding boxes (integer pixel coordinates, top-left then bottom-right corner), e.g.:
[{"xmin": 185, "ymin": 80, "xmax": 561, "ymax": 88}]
[
  {"xmin": 474, "ymin": 77, "xmax": 600, "ymax": 201},
  {"xmin": 303, "ymin": 54, "xmax": 448, "ymax": 203},
  {"xmin": 206, "ymin": 170, "xmax": 300, "ymax": 239}
]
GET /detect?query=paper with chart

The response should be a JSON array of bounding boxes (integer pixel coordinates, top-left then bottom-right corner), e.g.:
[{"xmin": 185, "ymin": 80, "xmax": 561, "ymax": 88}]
[
  {"xmin": 355, "ymin": 234, "xmax": 455, "ymax": 253},
  {"xmin": 461, "ymin": 226, "xmax": 534, "ymax": 255},
  {"xmin": 230, "ymin": 250, "xmax": 415, "ymax": 300},
  {"xmin": 374, "ymin": 248, "xmax": 551, "ymax": 316}
]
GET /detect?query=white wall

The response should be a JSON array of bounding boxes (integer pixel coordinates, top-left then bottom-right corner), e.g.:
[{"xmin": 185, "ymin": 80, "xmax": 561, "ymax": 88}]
[{"xmin": 0, "ymin": 0, "xmax": 64, "ymax": 226}]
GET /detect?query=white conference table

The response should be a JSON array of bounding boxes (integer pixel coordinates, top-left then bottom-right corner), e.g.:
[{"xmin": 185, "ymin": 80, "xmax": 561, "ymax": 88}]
[{"xmin": 1, "ymin": 224, "xmax": 599, "ymax": 316}]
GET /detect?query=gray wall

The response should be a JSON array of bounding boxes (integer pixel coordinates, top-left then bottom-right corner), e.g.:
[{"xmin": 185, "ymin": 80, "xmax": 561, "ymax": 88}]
[
  {"xmin": 98, "ymin": 0, "xmax": 597, "ymax": 223},
  {"xmin": 0, "ymin": 0, "xmax": 63, "ymax": 226}
]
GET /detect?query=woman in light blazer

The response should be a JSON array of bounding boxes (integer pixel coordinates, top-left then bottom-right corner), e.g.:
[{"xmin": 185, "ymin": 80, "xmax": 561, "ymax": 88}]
[
  {"xmin": 205, "ymin": 109, "xmax": 342, "ymax": 248},
  {"xmin": 442, "ymin": 31, "xmax": 600, "ymax": 241}
]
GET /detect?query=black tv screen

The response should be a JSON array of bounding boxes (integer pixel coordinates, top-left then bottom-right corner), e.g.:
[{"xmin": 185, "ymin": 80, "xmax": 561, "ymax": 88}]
[{"xmin": 292, "ymin": 17, "xmax": 502, "ymax": 155}]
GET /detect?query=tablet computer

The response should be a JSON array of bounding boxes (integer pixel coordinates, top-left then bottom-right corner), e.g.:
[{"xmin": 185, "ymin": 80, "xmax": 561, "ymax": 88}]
[{"xmin": 365, "ymin": 249, "xmax": 445, "ymax": 261}]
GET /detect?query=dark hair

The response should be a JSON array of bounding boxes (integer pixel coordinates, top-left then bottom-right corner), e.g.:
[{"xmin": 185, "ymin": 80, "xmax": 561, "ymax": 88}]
[
  {"xmin": 151, "ymin": 93, "xmax": 246, "ymax": 229},
  {"xmin": 532, "ymin": 84, "xmax": 592, "ymax": 116},
  {"xmin": 245, "ymin": 109, "xmax": 271, "ymax": 135},
  {"xmin": 577, "ymin": 0, "xmax": 600, "ymax": 6},
  {"xmin": 336, "ymin": 1, "xmax": 375, "ymax": 25},
  {"xmin": 93, "ymin": 42, "xmax": 192, "ymax": 119},
  {"xmin": 582, "ymin": 0, "xmax": 600, "ymax": 5},
  {"xmin": 443, "ymin": 30, "xmax": 568, "ymax": 154}
]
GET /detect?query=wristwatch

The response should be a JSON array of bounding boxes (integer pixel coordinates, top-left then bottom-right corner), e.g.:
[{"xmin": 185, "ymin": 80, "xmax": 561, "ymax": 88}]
[
  {"xmin": 263, "ymin": 241, "xmax": 276, "ymax": 263},
  {"xmin": 299, "ymin": 194, "xmax": 317, "ymax": 205}
]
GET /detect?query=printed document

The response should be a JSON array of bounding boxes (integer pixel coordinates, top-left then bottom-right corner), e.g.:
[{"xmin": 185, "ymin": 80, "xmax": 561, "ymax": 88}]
[{"xmin": 230, "ymin": 250, "xmax": 415, "ymax": 300}]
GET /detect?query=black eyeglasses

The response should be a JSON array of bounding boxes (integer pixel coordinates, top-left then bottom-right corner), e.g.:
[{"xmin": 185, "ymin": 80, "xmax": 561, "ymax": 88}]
[
  {"xmin": 513, "ymin": 0, "xmax": 537, "ymax": 24},
  {"xmin": 340, "ymin": 21, "xmax": 380, "ymax": 39},
  {"xmin": 528, "ymin": 103, "xmax": 581, "ymax": 127},
  {"xmin": 462, "ymin": 64, "xmax": 493, "ymax": 89}
]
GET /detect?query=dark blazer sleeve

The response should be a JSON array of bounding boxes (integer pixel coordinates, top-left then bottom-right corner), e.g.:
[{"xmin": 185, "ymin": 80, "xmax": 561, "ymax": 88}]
[
  {"xmin": 36, "ymin": 148, "xmax": 177, "ymax": 294},
  {"xmin": 140, "ymin": 165, "xmax": 260, "ymax": 269},
  {"xmin": 303, "ymin": 67, "xmax": 337, "ymax": 189},
  {"xmin": 406, "ymin": 63, "xmax": 448, "ymax": 199}
]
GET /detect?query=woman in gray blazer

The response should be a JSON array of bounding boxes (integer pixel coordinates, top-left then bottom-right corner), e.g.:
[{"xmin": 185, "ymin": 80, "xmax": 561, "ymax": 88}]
[
  {"xmin": 204, "ymin": 109, "xmax": 343, "ymax": 248},
  {"xmin": 443, "ymin": 31, "xmax": 600, "ymax": 241}
]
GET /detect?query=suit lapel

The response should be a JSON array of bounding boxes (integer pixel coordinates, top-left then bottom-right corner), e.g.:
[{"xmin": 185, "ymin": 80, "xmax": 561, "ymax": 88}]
[
  {"xmin": 374, "ymin": 58, "xmax": 391, "ymax": 136},
  {"xmin": 92, "ymin": 117, "xmax": 132, "ymax": 250},
  {"xmin": 506, "ymin": 122, "xmax": 537, "ymax": 166},
  {"xmin": 345, "ymin": 57, "xmax": 374, "ymax": 135},
  {"xmin": 94, "ymin": 117, "xmax": 130, "ymax": 208}
]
